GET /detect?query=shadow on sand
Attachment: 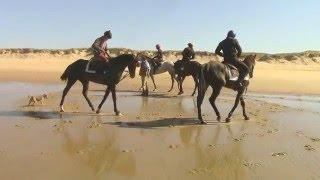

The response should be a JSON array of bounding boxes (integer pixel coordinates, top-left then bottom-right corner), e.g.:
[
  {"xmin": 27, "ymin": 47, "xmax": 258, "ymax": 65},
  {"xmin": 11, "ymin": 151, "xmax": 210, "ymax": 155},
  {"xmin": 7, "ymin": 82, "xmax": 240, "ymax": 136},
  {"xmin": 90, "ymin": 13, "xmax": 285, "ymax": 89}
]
[
  {"xmin": 104, "ymin": 117, "xmax": 217, "ymax": 129},
  {"xmin": 0, "ymin": 110, "xmax": 113, "ymax": 120}
]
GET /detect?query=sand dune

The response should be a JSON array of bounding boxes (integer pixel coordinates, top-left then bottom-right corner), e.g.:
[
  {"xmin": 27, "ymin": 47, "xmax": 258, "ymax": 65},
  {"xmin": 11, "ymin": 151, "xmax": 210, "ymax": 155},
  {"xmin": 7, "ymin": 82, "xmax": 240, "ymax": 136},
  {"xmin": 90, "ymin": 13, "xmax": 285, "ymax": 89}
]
[
  {"xmin": 1, "ymin": 48, "xmax": 320, "ymax": 65},
  {"xmin": 1, "ymin": 48, "xmax": 320, "ymax": 95}
]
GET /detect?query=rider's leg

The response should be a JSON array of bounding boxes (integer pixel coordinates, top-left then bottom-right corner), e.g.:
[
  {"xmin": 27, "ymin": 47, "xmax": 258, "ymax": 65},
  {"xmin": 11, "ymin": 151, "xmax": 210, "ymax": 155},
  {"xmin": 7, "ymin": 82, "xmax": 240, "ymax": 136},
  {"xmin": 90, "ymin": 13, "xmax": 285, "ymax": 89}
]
[{"xmin": 230, "ymin": 58, "xmax": 249, "ymax": 86}]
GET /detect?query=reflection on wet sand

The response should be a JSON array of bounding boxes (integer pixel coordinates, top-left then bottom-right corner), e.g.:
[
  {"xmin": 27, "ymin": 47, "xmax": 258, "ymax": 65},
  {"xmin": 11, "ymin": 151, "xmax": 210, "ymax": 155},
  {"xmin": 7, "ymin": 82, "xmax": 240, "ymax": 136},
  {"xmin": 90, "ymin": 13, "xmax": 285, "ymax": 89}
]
[
  {"xmin": 2, "ymin": 88, "xmax": 320, "ymax": 179},
  {"xmin": 58, "ymin": 115, "xmax": 136, "ymax": 178}
]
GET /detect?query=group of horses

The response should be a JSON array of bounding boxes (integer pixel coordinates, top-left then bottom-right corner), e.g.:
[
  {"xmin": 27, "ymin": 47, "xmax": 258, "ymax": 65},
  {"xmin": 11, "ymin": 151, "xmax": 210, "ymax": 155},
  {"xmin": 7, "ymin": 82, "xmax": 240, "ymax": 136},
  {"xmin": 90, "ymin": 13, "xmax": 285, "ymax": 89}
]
[{"xmin": 59, "ymin": 53, "xmax": 256, "ymax": 124}]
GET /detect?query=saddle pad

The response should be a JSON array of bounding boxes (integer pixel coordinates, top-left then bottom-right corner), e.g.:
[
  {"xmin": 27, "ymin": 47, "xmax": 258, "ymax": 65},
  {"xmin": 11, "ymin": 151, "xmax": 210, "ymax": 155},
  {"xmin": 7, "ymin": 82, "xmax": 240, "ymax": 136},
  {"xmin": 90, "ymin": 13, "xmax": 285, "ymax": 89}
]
[
  {"xmin": 225, "ymin": 64, "xmax": 249, "ymax": 81},
  {"xmin": 85, "ymin": 60, "xmax": 109, "ymax": 75}
]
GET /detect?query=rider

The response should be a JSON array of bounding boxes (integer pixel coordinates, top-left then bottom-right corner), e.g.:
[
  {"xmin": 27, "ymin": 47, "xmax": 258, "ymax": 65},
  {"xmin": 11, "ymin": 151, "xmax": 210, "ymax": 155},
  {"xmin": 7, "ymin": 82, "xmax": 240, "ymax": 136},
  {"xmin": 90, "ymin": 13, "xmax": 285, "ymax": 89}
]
[
  {"xmin": 91, "ymin": 30, "xmax": 112, "ymax": 61},
  {"xmin": 182, "ymin": 43, "xmax": 195, "ymax": 61},
  {"xmin": 215, "ymin": 30, "xmax": 249, "ymax": 87},
  {"xmin": 152, "ymin": 44, "xmax": 164, "ymax": 73}
]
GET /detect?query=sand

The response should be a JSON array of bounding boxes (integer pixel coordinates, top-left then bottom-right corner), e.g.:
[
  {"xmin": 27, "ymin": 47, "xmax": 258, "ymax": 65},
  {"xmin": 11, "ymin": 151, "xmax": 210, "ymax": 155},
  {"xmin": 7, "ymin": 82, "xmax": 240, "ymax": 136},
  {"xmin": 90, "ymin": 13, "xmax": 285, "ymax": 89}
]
[
  {"xmin": 1, "ymin": 53, "xmax": 320, "ymax": 94},
  {"xmin": 1, "ymin": 52, "xmax": 320, "ymax": 179}
]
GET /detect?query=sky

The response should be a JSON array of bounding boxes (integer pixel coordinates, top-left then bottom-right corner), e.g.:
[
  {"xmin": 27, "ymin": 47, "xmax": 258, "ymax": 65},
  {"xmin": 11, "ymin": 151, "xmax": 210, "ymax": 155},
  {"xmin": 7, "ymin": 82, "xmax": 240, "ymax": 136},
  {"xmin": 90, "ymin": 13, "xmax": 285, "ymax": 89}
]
[{"xmin": 1, "ymin": 0, "xmax": 319, "ymax": 53}]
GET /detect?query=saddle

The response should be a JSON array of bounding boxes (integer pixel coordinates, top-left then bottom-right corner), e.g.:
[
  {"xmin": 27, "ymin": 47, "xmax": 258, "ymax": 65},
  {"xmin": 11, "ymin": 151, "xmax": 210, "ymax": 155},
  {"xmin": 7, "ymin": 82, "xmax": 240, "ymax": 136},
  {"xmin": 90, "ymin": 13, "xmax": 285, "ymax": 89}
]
[
  {"xmin": 150, "ymin": 60, "xmax": 163, "ymax": 69},
  {"xmin": 224, "ymin": 63, "xmax": 249, "ymax": 81},
  {"xmin": 85, "ymin": 58, "xmax": 110, "ymax": 75}
]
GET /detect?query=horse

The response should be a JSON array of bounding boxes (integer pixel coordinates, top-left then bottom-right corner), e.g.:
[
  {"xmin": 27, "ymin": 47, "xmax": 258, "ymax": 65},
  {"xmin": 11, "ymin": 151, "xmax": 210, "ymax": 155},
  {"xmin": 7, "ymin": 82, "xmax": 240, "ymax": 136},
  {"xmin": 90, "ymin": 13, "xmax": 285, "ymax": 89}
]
[
  {"xmin": 174, "ymin": 60, "xmax": 201, "ymax": 96},
  {"xmin": 59, "ymin": 54, "xmax": 138, "ymax": 115},
  {"xmin": 197, "ymin": 55, "xmax": 257, "ymax": 124},
  {"xmin": 137, "ymin": 54, "xmax": 177, "ymax": 92}
]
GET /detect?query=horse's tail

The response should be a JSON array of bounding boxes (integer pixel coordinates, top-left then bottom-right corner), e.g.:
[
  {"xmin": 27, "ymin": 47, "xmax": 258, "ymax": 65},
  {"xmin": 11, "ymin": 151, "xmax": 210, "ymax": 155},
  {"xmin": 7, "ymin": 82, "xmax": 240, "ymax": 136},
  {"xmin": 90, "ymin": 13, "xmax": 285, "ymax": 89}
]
[
  {"xmin": 60, "ymin": 60, "xmax": 83, "ymax": 81},
  {"xmin": 60, "ymin": 64, "xmax": 72, "ymax": 81},
  {"xmin": 198, "ymin": 64, "xmax": 208, "ymax": 96}
]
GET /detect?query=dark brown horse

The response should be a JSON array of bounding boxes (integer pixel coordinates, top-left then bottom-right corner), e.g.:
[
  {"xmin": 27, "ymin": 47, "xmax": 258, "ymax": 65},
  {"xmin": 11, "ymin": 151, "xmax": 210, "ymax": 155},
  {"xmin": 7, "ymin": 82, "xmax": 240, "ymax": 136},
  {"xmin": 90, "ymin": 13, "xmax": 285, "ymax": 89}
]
[
  {"xmin": 174, "ymin": 60, "xmax": 201, "ymax": 96},
  {"xmin": 59, "ymin": 54, "xmax": 138, "ymax": 115},
  {"xmin": 197, "ymin": 55, "xmax": 256, "ymax": 124}
]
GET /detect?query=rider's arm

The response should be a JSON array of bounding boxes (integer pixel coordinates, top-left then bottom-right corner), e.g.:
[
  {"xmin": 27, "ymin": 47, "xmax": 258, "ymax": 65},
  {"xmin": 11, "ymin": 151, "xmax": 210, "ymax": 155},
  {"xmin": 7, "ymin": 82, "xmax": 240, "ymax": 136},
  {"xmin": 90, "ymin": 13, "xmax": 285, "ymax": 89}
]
[
  {"xmin": 191, "ymin": 49, "xmax": 195, "ymax": 59},
  {"xmin": 215, "ymin": 42, "xmax": 224, "ymax": 57},
  {"xmin": 235, "ymin": 39, "xmax": 242, "ymax": 57},
  {"xmin": 92, "ymin": 38, "xmax": 102, "ymax": 52},
  {"xmin": 105, "ymin": 51, "xmax": 111, "ymax": 59}
]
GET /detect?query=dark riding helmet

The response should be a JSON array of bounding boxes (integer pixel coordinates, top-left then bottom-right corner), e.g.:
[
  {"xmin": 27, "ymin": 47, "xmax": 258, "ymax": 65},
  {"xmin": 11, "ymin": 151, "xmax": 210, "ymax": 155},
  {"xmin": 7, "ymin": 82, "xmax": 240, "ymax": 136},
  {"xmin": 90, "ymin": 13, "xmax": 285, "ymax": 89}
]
[
  {"xmin": 104, "ymin": 30, "xmax": 112, "ymax": 39},
  {"xmin": 227, "ymin": 30, "xmax": 236, "ymax": 38},
  {"xmin": 156, "ymin": 44, "xmax": 160, "ymax": 49},
  {"xmin": 188, "ymin": 43, "xmax": 193, "ymax": 48}
]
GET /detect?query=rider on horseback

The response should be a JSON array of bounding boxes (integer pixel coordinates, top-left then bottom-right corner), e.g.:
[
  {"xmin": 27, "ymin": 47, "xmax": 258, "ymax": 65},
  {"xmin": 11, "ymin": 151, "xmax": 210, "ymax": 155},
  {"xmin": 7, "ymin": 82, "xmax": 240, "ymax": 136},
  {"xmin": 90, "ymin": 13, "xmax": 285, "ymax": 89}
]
[
  {"xmin": 91, "ymin": 30, "xmax": 112, "ymax": 61},
  {"xmin": 215, "ymin": 30, "xmax": 249, "ymax": 87},
  {"xmin": 182, "ymin": 43, "xmax": 195, "ymax": 61},
  {"xmin": 151, "ymin": 44, "xmax": 164, "ymax": 73}
]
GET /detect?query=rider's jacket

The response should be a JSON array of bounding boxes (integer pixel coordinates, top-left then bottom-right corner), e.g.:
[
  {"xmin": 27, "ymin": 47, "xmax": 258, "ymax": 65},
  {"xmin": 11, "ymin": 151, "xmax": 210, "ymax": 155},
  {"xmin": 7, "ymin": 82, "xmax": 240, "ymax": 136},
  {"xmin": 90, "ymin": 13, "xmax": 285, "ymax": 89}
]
[
  {"xmin": 182, "ymin": 47, "xmax": 195, "ymax": 60},
  {"xmin": 215, "ymin": 37, "xmax": 242, "ymax": 61}
]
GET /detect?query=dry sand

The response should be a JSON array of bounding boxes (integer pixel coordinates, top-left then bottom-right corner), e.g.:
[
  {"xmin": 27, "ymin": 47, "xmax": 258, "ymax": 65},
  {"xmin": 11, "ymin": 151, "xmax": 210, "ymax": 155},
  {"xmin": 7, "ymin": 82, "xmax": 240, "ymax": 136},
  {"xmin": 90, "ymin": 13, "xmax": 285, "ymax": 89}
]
[
  {"xmin": 1, "ymin": 50, "xmax": 320, "ymax": 94},
  {"xmin": 1, "ymin": 50, "xmax": 320, "ymax": 179}
]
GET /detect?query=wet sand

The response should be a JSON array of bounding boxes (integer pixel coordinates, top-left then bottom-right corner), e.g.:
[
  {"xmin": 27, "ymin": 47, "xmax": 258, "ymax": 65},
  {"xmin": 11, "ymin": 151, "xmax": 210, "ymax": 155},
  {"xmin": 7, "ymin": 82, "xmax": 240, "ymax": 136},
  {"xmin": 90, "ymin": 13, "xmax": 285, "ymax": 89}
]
[{"xmin": 1, "ymin": 83, "xmax": 320, "ymax": 179}]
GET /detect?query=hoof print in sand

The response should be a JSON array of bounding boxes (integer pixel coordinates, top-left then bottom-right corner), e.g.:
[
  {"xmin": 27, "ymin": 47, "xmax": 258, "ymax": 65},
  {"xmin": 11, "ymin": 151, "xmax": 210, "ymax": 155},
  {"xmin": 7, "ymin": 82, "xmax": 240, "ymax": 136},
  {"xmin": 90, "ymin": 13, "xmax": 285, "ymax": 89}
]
[
  {"xmin": 272, "ymin": 152, "xmax": 287, "ymax": 157},
  {"xmin": 304, "ymin": 145, "xmax": 315, "ymax": 151}
]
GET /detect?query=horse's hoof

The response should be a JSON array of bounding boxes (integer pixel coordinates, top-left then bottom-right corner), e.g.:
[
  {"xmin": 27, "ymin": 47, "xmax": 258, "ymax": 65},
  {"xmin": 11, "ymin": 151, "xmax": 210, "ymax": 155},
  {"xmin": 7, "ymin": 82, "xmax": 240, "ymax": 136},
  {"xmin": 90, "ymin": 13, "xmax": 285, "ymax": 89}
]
[
  {"xmin": 153, "ymin": 89, "xmax": 157, "ymax": 92},
  {"xmin": 60, "ymin": 106, "xmax": 65, "ymax": 112},
  {"xmin": 244, "ymin": 116, "xmax": 250, "ymax": 120},
  {"xmin": 178, "ymin": 92, "xmax": 183, "ymax": 95},
  {"xmin": 225, "ymin": 118, "xmax": 231, "ymax": 123},
  {"xmin": 200, "ymin": 120, "xmax": 208, "ymax": 125},
  {"xmin": 116, "ymin": 112, "xmax": 123, "ymax": 116},
  {"xmin": 96, "ymin": 109, "xmax": 101, "ymax": 114},
  {"xmin": 217, "ymin": 116, "xmax": 221, "ymax": 122}
]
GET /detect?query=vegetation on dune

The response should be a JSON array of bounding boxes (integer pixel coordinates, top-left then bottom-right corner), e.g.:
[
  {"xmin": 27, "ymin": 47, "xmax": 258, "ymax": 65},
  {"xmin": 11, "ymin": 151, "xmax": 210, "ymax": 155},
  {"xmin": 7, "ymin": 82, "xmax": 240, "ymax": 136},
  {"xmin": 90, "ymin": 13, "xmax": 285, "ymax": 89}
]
[{"xmin": 0, "ymin": 48, "xmax": 319, "ymax": 64}]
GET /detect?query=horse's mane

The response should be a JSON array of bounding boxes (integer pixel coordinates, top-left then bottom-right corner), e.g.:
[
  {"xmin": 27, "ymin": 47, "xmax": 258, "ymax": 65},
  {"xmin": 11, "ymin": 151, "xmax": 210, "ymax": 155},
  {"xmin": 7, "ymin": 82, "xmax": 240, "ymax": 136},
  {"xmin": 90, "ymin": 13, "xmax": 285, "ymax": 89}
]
[
  {"xmin": 136, "ymin": 53, "xmax": 152, "ymax": 60},
  {"xmin": 243, "ymin": 54, "xmax": 256, "ymax": 65},
  {"xmin": 109, "ymin": 54, "xmax": 134, "ymax": 64}
]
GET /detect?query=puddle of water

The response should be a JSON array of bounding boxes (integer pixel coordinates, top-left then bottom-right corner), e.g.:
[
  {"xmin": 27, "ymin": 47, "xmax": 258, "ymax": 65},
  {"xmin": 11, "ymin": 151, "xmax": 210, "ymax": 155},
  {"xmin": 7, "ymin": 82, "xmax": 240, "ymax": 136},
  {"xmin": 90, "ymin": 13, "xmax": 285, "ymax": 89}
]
[
  {"xmin": 1, "ymin": 84, "xmax": 320, "ymax": 179},
  {"xmin": 247, "ymin": 93, "xmax": 320, "ymax": 113},
  {"xmin": 0, "ymin": 82, "xmax": 63, "ymax": 110}
]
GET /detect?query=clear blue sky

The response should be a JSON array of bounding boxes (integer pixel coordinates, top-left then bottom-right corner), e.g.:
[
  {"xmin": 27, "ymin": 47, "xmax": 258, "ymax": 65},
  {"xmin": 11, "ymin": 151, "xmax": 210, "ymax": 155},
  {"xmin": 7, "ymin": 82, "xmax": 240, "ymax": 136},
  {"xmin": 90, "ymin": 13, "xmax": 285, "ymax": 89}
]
[{"xmin": 1, "ymin": 0, "xmax": 319, "ymax": 53}]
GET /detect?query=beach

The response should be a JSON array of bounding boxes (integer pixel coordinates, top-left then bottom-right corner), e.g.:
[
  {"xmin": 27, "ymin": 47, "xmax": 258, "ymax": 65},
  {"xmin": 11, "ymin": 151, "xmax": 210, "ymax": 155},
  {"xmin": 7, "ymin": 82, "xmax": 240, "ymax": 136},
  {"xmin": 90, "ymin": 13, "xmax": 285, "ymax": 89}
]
[{"xmin": 1, "ymin": 50, "xmax": 320, "ymax": 179}]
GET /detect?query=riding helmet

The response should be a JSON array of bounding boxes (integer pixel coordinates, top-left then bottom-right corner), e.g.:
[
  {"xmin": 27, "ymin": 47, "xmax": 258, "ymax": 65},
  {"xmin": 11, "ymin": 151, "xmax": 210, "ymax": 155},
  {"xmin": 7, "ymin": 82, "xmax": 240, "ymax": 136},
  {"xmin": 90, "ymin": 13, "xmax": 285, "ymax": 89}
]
[
  {"xmin": 227, "ymin": 30, "xmax": 236, "ymax": 38},
  {"xmin": 104, "ymin": 30, "xmax": 112, "ymax": 38}
]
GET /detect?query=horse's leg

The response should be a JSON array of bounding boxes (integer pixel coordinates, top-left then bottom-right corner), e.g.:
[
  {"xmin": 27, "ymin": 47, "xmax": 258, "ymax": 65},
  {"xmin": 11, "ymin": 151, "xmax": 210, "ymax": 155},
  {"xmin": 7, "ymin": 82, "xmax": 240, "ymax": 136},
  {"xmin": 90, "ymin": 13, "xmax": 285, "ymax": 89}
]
[
  {"xmin": 59, "ymin": 78, "xmax": 77, "ymax": 112},
  {"xmin": 150, "ymin": 75, "xmax": 157, "ymax": 91},
  {"xmin": 240, "ymin": 96, "xmax": 249, "ymax": 120},
  {"xmin": 96, "ymin": 87, "xmax": 111, "ymax": 114},
  {"xmin": 111, "ymin": 86, "xmax": 122, "ymax": 116},
  {"xmin": 80, "ymin": 80, "xmax": 95, "ymax": 112},
  {"xmin": 209, "ymin": 86, "xmax": 222, "ymax": 121},
  {"xmin": 197, "ymin": 83, "xmax": 208, "ymax": 124},
  {"xmin": 226, "ymin": 89, "xmax": 244, "ymax": 123},
  {"xmin": 140, "ymin": 76, "xmax": 145, "ymax": 91},
  {"xmin": 168, "ymin": 74, "xmax": 174, "ymax": 92},
  {"xmin": 176, "ymin": 75, "xmax": 181, "ymax": 92},
  {"xmin": 178, "ymin": 76, "xmax": 186, "ymax": 95},
  {"xmin": 191, "ymin": 74, "xmax": 198, "ymax": 96}
]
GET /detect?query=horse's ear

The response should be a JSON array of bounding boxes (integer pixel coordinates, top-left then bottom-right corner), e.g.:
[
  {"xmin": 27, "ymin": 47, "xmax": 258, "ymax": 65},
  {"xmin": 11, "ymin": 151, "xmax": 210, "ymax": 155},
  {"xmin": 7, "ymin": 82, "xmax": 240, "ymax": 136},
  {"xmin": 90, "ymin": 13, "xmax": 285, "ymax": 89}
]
[{"xmin": 253, "ymin": 54, "xmax": 257, "ymax": 60}]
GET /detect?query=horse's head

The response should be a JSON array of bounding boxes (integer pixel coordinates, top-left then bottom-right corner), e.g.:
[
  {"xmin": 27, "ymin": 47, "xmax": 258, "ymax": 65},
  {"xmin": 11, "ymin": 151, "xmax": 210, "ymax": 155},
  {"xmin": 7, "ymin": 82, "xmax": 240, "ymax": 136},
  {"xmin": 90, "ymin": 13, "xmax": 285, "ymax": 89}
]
[
  {"xmin": 127, "ymin": 54, "xmax": 140, "ymax": 78},
  {"xmin": 243, "ymin": 54, "xmax": 257, "ymax": 78}
]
